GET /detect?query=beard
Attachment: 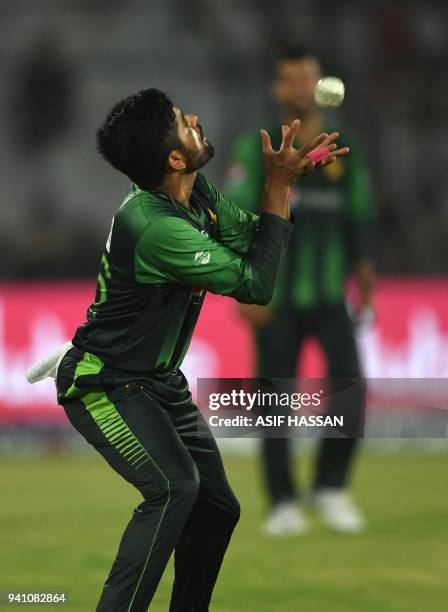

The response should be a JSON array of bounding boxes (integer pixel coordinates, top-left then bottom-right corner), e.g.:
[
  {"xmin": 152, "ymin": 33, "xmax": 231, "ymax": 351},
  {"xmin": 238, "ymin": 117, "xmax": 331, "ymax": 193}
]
[
  {"xmin": 183, "ymin": 123, "xmax": 215, "ymax": 173},
  {"xmin": 184, "ymin": 140, "xmax": 215, "ymax": 173}
]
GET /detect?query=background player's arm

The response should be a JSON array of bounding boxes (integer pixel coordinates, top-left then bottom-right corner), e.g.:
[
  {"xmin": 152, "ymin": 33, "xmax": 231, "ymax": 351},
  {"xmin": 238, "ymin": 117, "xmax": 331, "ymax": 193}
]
[
  {"xmin": 223, "ymin": 131, "xmax": 274, "ymax": 324},
  {"xmin": 224, "ymin": 132, "xmax": 265, "ymax": 215},
  {"xmin": 345, "ymin": 142, "xmax": 375, "ymax": 313}
]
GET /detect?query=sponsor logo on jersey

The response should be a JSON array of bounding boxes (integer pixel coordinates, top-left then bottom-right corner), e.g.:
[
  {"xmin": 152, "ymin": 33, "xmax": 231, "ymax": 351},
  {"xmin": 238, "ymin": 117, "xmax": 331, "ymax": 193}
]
[{"xmin": 290, "ymin": 187, "xmax": 343, "ymax": 211}]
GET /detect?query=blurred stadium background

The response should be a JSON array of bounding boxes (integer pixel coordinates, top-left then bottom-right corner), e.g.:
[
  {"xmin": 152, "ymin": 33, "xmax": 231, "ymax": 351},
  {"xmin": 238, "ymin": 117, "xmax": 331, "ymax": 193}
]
[{"xmin": 0, "ymin": 1, "xmax": 447, "ymax": 611}]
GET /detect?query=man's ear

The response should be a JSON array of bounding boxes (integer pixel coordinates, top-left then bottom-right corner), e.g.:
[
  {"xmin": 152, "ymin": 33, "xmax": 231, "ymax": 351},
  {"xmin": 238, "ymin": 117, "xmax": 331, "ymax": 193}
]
[{"xmin": 167, "ymin": 150, "xmax": 186, "ymax": 172}]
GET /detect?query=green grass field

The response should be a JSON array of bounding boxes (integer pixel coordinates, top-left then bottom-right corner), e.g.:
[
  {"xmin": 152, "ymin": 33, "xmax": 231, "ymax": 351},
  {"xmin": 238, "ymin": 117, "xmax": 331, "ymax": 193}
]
[{"xmin": 1, "ymin": 450, "xmax": 447, "ymax": 611}]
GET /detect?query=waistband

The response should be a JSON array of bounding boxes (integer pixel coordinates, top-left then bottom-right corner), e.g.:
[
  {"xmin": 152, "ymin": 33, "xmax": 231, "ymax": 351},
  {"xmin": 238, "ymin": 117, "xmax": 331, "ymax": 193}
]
[{"xmin": 58, "ymin": 346, "xmax": 192, "ymax": 408}]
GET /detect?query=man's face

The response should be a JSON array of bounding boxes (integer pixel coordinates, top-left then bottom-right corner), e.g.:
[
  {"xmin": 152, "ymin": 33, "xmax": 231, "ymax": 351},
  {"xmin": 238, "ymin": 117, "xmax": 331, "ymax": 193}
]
[
  {"xmin": 173, "ymin": 107, "xmax": 215, "ymax": 172},
  {"xmin": 272, "ymin": 57, "xmax": 321, "ymax": 115}
]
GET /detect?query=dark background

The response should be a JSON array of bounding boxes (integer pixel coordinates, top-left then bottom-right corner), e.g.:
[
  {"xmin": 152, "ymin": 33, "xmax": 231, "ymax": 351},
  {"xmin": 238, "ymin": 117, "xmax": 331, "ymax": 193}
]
[{"xmin": 1, "ymin": 0, "xmax": 447, "ymax": 278}]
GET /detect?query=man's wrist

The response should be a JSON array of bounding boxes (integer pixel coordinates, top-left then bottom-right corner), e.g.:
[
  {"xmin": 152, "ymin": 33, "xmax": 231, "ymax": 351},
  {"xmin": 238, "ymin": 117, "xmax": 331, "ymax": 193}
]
[
  {"xmin": 261, "ymin": 180, "xmax": 291, "ymax": 219},
  {"xmin": 263, "ymin": 178, "xmax": 291, "ymax": 196}
]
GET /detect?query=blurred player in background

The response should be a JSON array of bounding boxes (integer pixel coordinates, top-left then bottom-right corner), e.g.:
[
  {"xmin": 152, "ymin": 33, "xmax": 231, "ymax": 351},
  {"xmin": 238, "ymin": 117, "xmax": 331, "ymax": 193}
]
[
  {"xmin": 225, "ymin": 48, "xmax": 374, "ymax": 536},
  {"xmin": 27, "ymin": 88, "xmax": 348, "ymax": 610}
]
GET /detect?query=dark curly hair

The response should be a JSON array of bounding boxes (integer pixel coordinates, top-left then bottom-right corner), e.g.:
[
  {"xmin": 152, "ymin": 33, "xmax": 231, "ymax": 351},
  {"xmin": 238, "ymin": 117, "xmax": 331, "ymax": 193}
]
[{"xmin": 96, "ymin": 88, "xmax": 179, "ymax": 190}]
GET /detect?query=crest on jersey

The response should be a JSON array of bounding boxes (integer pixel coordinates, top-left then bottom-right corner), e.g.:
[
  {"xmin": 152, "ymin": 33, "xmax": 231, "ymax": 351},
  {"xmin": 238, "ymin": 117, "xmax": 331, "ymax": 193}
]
[
  {"xmin": 207, "ymin": 208, "xmax": 217, "ymax": 225},
  {"xmin": 195, "ymin": 251, "xmax": 211, "ymax": 265},
  {"xmin": 323, "ymin": 158, "xmax": 345, "ymax": 181}
]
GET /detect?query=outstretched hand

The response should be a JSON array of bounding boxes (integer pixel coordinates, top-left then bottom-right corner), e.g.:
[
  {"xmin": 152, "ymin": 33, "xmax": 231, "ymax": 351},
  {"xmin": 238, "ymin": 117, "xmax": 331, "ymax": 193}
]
[
  {"xmin": 303, "ymin": 131, "xmax": 350, "ymax": 174},
  {"xmin": 260, "ymin": 120, "xmax": 349, "ymax": 186}
]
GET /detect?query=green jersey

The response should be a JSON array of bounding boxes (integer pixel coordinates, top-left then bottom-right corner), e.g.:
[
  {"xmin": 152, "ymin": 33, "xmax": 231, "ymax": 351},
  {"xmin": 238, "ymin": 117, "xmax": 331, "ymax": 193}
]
[
  {"xmin": 73, "ymin": 173, "xmax": 291, "ymax": 374},
  {"xmin": 225, "ymin": 123, "xmax": 372, "ymax": 310}
]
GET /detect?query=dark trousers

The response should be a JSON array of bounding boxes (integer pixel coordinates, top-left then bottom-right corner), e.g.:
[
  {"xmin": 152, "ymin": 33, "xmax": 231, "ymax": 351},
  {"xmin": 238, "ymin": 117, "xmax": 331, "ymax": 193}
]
[
  {"xmin": 256, "ymin": 303, "xmax": 361, "ymax": 505},
  {"xmin": 57, "ymin": 350, "xmax": 240, "ymax": 612}
]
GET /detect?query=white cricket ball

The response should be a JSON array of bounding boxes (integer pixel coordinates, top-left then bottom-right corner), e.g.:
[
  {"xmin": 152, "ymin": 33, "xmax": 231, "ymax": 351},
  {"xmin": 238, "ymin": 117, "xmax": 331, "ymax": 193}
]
[{"xmin": 314, "ymin": 76, "xmax": 345, "ymax": 108}]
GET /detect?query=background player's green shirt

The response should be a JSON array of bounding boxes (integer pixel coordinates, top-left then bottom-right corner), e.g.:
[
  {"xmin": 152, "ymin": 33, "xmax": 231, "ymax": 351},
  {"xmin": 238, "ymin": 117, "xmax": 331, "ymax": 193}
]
[
  {"xmin": 225, "ymin": 123, "xmax": 372, "ymax": 310},
  {"xmin": 73, "ymin": 173, "xmax": 291, "ymax": 374}
]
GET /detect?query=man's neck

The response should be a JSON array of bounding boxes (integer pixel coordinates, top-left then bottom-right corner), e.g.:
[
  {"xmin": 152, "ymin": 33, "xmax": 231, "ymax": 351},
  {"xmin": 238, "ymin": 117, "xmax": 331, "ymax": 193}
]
[
  {"xmin": 158, "ymin": 171, "xmax": 197, "ymax": 207},
  {"xmin": 283, "ymin": 109, "xmax": 323, "ymax": 144}
]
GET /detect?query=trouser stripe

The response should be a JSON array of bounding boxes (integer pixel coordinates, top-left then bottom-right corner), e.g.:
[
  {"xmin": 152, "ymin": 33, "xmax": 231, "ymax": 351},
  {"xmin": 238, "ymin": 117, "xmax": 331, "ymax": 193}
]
[{"xmin": 79, "ymin": 390, "xmax": 172, "ymax": 610}]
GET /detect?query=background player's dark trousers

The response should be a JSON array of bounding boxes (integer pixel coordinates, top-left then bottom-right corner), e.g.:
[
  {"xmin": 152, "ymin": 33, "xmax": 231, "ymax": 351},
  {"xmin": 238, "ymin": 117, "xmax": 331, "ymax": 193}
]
[
  {"xmin": 59, "ymin": 358, "xmax": 240, "ymax": 612},
  {"xmin": 256, "ymin": 303, "xmax": 361, "ymax": 505}
]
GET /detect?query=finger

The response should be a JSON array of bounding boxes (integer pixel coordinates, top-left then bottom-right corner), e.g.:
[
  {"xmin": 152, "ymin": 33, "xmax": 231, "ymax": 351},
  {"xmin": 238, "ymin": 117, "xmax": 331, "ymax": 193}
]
[
  {"xmin": 317, "ymin": 156, "xmax": 336, "ymax": 167},
  {"xmin": 282, "ymin": 119, "xmax": 301, "ymax": 149},
  {"xmin": 282, "ymin": 124, "xmax": 289, "ymax": 140},
  {"xmin": 260, "ymin": 129, "xmax": 273, "ymax": 154},
  {"xmin": 317, "ymin": 147, "xmax": 350, "ymax": 167},
  {"xmin": 308, "ymin": 146, "xmax": 330, "ymax": 164},
  {"xmin": 310, "ymin": 132, "xmax": 340, "ymax": 155},
  {"xmin": 298, "ymin": 132, "xmax": 328, "ymax": 158},
  {"xmin": 331, "ymin": 146, "xmax": 350, "ymax": 157},
  {"xmin": 309, "ymin": 132, "xmax": 342, "ymax": 154},
  {"xmin": 311, "ymin": 136, "xmax": 339, "ymax": 153},
  {"xmin": 320, "ymin": 131, "xmax": 340, "ymax": 148},
  {"xmin": 309, "ymin": 144, "xmax": 349, "ymax": 165}
]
